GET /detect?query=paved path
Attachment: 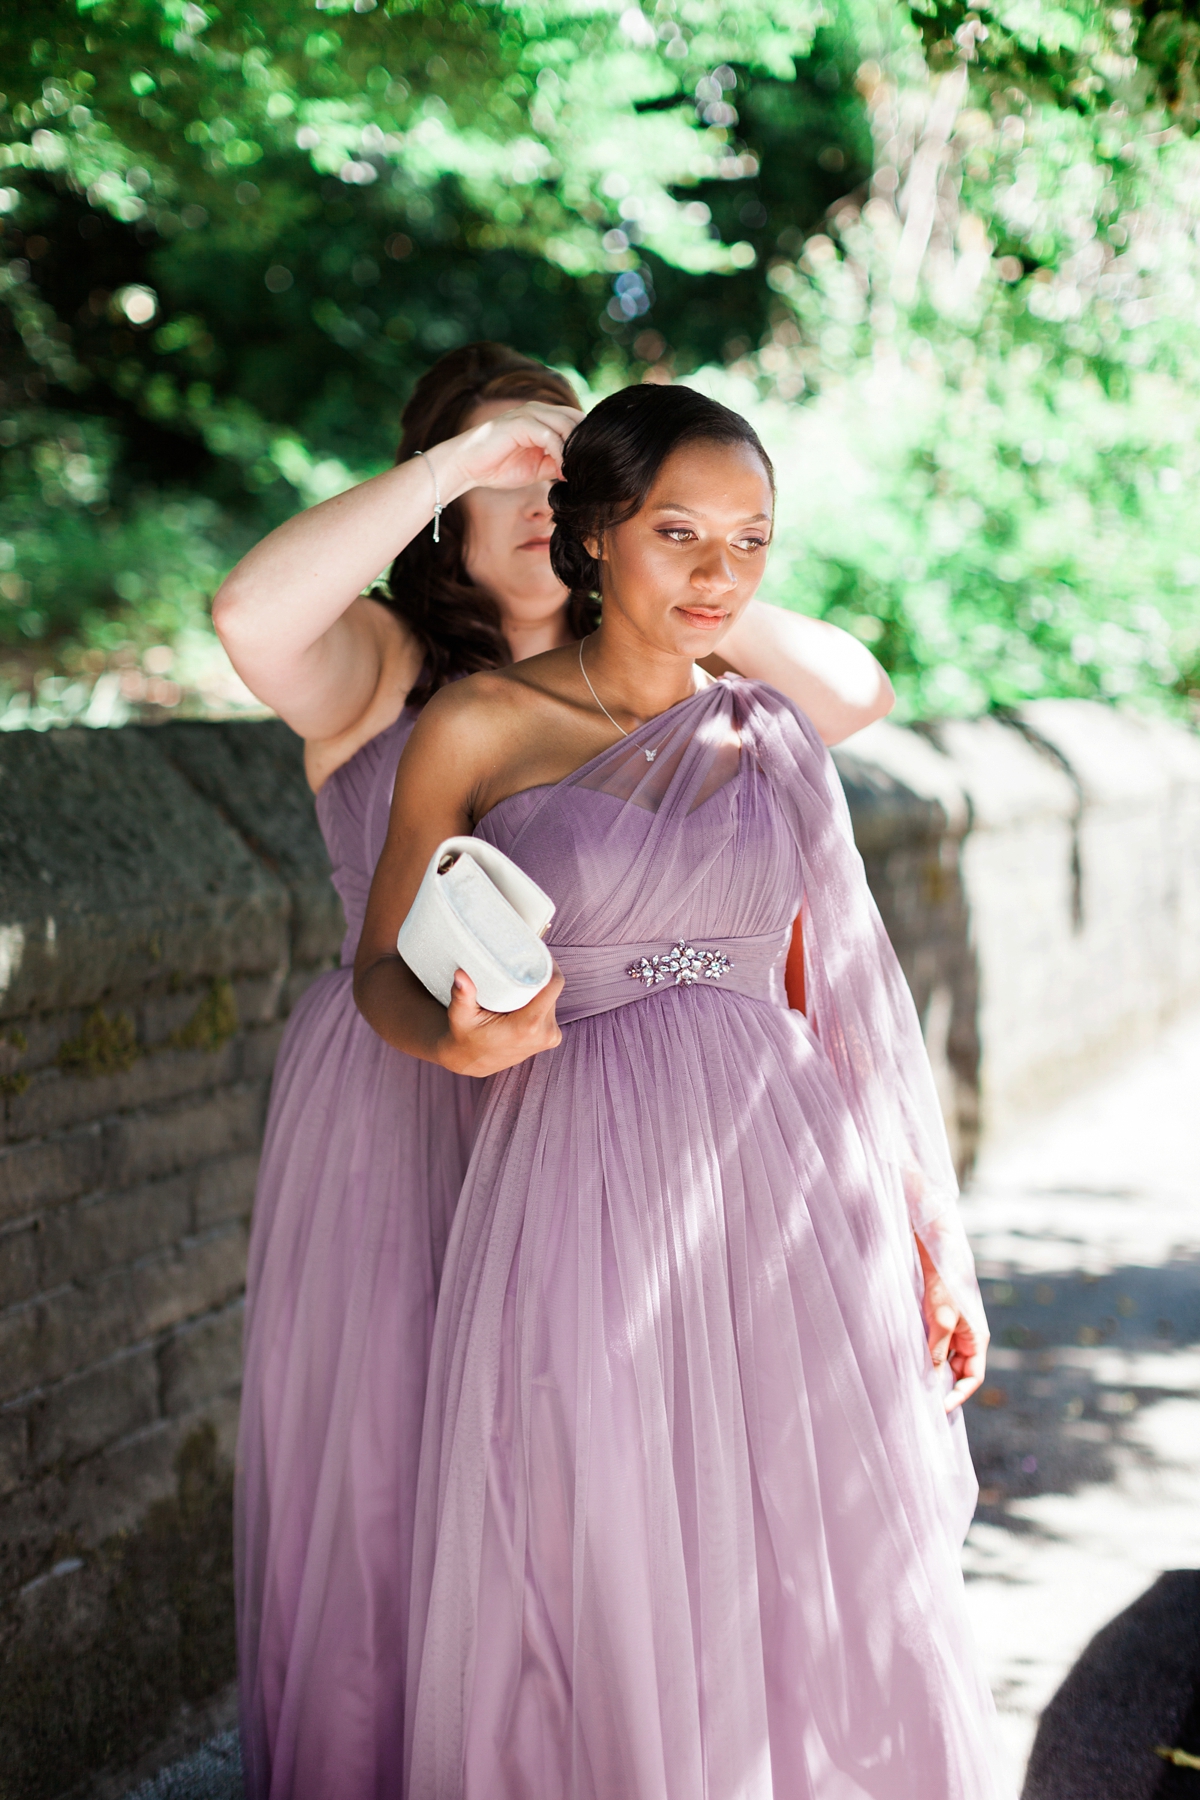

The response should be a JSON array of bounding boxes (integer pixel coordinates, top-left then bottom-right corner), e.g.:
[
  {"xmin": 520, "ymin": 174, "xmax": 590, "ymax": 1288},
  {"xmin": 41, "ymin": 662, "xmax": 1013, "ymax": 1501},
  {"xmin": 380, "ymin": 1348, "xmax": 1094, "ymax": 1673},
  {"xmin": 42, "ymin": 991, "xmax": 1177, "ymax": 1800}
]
[
  {"xmin": 120, "ymin": 1732, "xmax": 241, "ymax": 1800},
  {"xmin": 119, "ymin": 1014, "xmax": 1200, "ymax": 1799},
  {"xmin": 960, "ymin": 1009, "xmax": 1200, "ymax": 1790}
]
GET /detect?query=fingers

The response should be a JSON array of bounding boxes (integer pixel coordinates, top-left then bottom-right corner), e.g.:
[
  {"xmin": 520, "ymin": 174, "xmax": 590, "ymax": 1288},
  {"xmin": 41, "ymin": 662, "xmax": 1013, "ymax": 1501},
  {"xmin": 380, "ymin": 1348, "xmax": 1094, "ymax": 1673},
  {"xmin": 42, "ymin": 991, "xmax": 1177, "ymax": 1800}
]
[
  {"xmin": 443, "ymin": 966, "xmax": 562, "ymax": 1073},
  {"xmin": 448, "ymin": 967, "xmax": 479, "ymax": 1019},
  {"xmin": 927, "ymin": 1299, "xmax": 958, "ymax": 1368},
  {"xmin": 945, "ymin": 1354, "xmax": 987, "ymax": 1412},
  {"xmin": 447, "ymin": 968, "xmax": 497, "ymax": 1030},
  {"xmin": 521, "ymin": 964, "xmax": 564, "ymax": 1046},
  {"xmin": 920, "ymin": 1255, "xmax": 988, "ymax": 1409},
  {"xmin": 505, "ymin": 402, "xmax": 584, "ymax": 430},
  {"xmin": 944, "ymin": 1326, "xmax": 988, "ymax": 1412},
  {"xmin": 459, "ymin": 404, "xmax": 581, "ymax": 487}
]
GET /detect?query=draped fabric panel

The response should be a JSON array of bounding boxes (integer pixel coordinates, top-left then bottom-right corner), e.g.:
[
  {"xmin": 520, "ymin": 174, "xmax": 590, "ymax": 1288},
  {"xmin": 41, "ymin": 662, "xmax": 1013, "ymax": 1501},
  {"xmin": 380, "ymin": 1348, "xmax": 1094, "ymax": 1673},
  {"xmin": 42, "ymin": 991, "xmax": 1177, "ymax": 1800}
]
[{"xmin": 403, "ymin": 680, "xmax": 1002, "ymax": 1800}]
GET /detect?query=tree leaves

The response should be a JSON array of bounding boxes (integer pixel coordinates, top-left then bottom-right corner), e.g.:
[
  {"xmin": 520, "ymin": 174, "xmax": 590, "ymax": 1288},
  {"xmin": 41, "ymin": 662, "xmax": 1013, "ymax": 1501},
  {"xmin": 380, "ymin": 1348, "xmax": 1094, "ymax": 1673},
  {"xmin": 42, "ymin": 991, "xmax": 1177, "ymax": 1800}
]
[{"xmin": 0, "ymin": 0, "xmax": 1197, "ymax": 725}]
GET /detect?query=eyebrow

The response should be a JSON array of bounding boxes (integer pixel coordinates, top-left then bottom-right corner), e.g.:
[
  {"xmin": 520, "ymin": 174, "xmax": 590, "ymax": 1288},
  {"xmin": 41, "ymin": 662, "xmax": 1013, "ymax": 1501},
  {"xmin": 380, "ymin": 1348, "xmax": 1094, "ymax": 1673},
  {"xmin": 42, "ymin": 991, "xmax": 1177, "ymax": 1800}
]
[{"xmin": 650, "ymin": 502, "xmax": 773, "ymax": 524}]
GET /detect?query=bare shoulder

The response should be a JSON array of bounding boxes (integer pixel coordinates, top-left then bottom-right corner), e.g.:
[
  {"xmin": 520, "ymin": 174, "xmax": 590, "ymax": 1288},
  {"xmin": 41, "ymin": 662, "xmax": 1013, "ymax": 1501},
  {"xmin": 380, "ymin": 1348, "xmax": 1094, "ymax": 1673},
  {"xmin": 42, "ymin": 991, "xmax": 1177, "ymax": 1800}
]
[
  {"xmin": 394, "ymin": 671, "xmax": 519, "ymax": 818},
  {"xmin": 406, "ymin": 664, "xmax": 558, "ymax": 756},
  {"xmin": 400, "ymin": 652, "xmax": 585, "ymax": 821},
  {"xmin": 304, "ymin": 597, "xmax": 423, "ymax": 792}
]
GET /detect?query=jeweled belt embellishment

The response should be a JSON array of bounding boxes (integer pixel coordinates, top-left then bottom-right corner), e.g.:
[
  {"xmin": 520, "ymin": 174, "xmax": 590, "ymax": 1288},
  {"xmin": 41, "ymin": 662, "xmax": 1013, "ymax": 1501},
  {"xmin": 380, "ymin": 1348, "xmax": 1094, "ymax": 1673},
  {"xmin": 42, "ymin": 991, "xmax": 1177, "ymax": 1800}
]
[{"xmin": 626, "ymin": 942, "xmax": 734, "ymax": 988}]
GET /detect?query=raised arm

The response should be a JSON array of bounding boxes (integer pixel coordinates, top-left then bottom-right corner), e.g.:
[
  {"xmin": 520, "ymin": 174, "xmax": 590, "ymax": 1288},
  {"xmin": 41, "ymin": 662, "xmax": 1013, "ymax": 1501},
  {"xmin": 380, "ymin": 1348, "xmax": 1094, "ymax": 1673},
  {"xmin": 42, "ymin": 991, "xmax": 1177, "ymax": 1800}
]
[
  {"xmin": 704, "ymin": 599, "xmax": 894, "ymax": 745},
  {"xmin": 213, "ymin": 454, "xmax": 444, "ymax": 744},
  {"xmin": 211, "ymin": 401, "xmax": 581, "ymax": 760}
]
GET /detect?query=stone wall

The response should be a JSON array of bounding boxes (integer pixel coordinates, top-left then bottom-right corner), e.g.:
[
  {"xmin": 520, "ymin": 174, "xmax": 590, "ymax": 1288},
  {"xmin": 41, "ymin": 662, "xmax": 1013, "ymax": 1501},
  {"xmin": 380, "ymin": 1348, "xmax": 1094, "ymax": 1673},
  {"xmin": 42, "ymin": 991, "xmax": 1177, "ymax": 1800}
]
[
  {"xmin": 0, "ymin": 721, "xmax": 342, "ymax": 1800},
  {"xmin": 0, "ymin": 700, "xmax": 1197, "ymax": 1796},
  {"xmin": 836, "ymin": 701, "xmax": 1200, "ymax": 1163}
]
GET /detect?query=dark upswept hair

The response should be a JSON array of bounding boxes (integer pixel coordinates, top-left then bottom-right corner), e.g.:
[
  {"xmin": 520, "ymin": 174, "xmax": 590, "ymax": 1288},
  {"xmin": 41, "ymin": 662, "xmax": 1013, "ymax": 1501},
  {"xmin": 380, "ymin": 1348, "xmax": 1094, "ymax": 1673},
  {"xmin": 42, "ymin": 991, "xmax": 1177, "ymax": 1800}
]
[
  {"xmin": 549, "ymin": 384, "xmax": 774, "ymax": 599},
  {"xmin": 380, "ymin": 342, "xmax": 598, "ymax": 706}
]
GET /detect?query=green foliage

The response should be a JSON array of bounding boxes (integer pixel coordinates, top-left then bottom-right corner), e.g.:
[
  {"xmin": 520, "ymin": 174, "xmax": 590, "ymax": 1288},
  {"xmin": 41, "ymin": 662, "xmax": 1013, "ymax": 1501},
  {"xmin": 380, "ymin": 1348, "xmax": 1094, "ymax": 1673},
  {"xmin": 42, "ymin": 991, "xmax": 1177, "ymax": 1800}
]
[
  {"xmin": 0, "ymin": 0, "xmax": 844, "ymax": 685},
  {"xmin": 0, "ymin": 0, "xmax": 1197, "ymax": 720},
  {"xmin": 169, "ymin": 976, "xmax": 237, "ymax": 1051},
  {"xmin": 0, "ymin": 1021, "xmax": 30, "ymax": 1094},
  {"xmin": 735, "ymin": 353, "xmax": 1199, "ymax": 718},
  {"xmin": 0, "ymin": 411, "xmax": 233, "ymax": 646},
  {"xmin": 0, "ymin": 0, "xmax": 831, "ymax": 469},
  {"xmin": 716, "ymin": 0, "xmax": 1200, "ymax": 716},
  {"xmin": 56, "ymin": 1003, "xmax": 138, "ymax": 1074}
]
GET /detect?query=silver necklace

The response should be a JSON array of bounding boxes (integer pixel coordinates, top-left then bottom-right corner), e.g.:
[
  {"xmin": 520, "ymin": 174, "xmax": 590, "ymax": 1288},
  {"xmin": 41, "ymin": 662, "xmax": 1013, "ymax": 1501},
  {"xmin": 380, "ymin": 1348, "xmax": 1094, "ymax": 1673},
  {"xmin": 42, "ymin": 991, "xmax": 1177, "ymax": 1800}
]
[{"xmin": 578, "ymin": 636, "xmax": 661, "ymax": 762}]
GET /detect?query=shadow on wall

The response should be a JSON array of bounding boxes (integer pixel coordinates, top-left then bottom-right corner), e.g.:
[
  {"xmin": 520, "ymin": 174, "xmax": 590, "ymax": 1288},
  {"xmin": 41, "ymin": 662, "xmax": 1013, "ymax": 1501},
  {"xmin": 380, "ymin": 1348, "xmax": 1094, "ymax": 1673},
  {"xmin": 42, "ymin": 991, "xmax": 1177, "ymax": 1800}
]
[{"xmin": 0, "ymin": 1424, "xmax": 235, "ymax": 1800}]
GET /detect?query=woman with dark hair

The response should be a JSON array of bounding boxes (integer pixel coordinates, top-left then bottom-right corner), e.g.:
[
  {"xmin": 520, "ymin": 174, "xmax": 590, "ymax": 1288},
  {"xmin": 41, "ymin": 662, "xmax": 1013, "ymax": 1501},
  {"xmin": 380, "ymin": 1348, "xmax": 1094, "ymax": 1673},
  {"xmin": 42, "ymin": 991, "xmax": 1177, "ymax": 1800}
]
[
  {"xmin": 214, "ymin": 343, "xmax": 897, "ymax": 1800},
  {"xmin": 357, "ymin": 382, "xmax": 998, "ymax": 1798}
]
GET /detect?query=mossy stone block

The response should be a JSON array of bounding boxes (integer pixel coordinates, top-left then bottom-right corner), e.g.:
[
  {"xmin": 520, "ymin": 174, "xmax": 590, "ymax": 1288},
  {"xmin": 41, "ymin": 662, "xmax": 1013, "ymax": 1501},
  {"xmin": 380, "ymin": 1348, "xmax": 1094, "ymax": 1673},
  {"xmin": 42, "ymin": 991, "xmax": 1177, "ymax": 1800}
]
[
  {"xmin": 0, "ymin": 729, "xmax": 290, "ymax": 1021},
  {"xmin": 150, "ymin": 720, "xmax": 344, "ymax": 968}
]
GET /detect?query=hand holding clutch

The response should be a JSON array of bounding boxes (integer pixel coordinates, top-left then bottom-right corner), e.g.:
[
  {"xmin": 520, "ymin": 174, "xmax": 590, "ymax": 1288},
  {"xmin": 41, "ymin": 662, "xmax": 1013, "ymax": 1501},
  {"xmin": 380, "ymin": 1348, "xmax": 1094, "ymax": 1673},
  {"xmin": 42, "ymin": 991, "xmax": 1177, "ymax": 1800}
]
[{"xmin": 396, "ymin": 836, "xmax": 556, "ymax": 1015}]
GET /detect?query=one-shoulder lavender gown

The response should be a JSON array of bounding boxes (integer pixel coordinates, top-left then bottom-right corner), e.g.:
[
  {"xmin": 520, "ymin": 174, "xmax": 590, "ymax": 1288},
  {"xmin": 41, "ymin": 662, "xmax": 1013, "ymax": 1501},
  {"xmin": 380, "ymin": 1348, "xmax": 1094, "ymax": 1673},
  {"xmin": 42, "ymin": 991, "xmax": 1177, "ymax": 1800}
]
[
  {"xmin": 405, "ymin": 679, "xmax": 1002, "ymax": 1799},
  {"xmin": 236, "ymin": 706, "xmax": 479, "ymax": 1800}
]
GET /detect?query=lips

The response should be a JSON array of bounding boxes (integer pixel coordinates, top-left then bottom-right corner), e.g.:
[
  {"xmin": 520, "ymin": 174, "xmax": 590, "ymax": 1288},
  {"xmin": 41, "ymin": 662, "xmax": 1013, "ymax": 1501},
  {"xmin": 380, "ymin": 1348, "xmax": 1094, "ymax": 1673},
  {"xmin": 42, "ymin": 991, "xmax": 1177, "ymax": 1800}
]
[
  {"xmin": 675, "ymin": 606, "xmax": 727, "ymax": 631},
  {"xmin": 518, "ymin": 537, "xmax": 553, "ymax": 551}
]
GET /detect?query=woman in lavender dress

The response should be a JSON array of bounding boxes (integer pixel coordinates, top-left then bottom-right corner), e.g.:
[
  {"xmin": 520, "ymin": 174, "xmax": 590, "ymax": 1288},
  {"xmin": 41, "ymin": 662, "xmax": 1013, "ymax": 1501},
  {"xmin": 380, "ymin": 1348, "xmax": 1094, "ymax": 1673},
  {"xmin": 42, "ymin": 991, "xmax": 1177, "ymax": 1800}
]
[
  {"xmin": 356, "ymin": 384, "xmax": 999, "ymax": 1798},
  {"xmin": 213, "ymin": 343, "xmax": 897, "ymax": 1800}
]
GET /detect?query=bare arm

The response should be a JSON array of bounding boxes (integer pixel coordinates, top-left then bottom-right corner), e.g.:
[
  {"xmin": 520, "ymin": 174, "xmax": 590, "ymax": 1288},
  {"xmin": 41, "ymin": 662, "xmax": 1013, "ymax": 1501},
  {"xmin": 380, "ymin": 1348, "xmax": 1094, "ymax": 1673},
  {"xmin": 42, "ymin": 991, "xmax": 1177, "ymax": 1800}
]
[
  {"xmin": 702, "ymin": 600, "xmax": 894, "ymax": 745},
  {"xmin": 212, "ymin": 450, "xmax": 452, "ymax": 740},
  {"xmin": 211, "ymin": 402, "xmax": 582, "ymax": 745},
  {"xmin": 353, "ymin": 680, "xmax": 563, "ymax": 1076}
]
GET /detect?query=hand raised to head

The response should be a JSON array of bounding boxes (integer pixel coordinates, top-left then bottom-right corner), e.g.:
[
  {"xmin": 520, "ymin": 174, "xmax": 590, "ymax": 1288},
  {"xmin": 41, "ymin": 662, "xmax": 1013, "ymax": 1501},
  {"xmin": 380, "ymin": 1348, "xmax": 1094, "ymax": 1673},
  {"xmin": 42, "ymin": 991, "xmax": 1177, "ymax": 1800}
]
[{"xmin": 448, "ymin": 402, "xmax": 584, "ymax": 493}]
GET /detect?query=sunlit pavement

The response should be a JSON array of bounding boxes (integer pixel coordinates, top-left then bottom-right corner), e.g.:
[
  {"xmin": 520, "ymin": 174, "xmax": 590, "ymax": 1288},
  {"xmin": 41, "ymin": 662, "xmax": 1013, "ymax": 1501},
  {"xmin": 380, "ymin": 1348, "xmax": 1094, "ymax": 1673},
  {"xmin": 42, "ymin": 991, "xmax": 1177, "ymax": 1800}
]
[{"xmin": 959, "ymin": 1010, "xmax": 1200, "ymax": 1790}]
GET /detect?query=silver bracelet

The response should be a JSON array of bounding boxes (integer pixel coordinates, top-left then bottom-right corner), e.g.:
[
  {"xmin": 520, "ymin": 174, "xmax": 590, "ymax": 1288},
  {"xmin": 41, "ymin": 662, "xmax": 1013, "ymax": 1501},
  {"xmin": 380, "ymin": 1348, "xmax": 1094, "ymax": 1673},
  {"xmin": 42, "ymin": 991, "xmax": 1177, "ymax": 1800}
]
[{"xmin": 413, "ymin": 449, "xmax": 444, "ymax": 544}]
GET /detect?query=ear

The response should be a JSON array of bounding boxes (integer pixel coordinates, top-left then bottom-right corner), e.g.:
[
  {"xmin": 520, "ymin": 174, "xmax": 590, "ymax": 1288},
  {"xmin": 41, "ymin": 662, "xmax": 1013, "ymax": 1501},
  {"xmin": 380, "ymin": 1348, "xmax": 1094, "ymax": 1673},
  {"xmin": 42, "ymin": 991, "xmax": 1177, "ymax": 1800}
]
[{"xmin": 583, "ymin": 533, "xmax": 602, "ymax": 561}]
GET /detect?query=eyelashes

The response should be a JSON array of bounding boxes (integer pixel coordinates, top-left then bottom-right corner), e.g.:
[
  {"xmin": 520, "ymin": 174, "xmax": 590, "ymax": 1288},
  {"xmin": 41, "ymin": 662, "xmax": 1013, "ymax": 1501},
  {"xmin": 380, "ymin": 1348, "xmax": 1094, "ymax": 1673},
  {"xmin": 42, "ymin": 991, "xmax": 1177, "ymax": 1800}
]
[{"xmin": 657, "ymin": 527, "xmax": 769, "ymax": 551}]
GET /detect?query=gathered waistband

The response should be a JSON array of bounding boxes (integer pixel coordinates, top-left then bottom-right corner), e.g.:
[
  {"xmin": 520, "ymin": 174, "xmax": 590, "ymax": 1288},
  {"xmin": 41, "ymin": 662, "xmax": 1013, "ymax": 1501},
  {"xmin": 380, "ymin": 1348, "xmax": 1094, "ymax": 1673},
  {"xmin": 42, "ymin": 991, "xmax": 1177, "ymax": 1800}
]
[{"xmin": 552, "ymin": 929, "xmax": 790, "ymax": 1026}]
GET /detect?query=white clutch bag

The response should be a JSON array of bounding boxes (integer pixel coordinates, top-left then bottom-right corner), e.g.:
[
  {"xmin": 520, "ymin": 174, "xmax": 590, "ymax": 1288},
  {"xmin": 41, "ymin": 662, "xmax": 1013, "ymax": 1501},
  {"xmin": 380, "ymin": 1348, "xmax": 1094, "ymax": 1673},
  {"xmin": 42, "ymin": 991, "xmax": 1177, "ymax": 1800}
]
[{"xmin": 396, "ymin": 836, "xmax": 556, "ymax": 1014}]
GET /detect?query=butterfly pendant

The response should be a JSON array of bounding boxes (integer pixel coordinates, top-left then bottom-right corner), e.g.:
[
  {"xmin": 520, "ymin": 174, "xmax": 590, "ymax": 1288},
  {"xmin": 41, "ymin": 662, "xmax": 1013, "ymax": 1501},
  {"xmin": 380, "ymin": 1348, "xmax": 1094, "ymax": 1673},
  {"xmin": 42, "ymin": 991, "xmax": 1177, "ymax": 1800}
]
[{"xmin": 645, "ymin": 749, "xmax": 657, "ymax": 762}]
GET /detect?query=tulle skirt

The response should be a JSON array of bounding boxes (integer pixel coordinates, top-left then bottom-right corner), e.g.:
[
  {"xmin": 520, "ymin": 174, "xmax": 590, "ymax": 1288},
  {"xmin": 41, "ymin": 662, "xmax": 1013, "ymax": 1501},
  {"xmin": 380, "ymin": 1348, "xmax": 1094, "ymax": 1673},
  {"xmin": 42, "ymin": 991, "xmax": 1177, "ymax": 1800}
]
[
  {"xmin": 406, "ymin": 986, "xmax": 1003, "ymax": 1800},
  {"xmin": 236, "ymin": 967, "xmax": 479, "ymax": 1800}
]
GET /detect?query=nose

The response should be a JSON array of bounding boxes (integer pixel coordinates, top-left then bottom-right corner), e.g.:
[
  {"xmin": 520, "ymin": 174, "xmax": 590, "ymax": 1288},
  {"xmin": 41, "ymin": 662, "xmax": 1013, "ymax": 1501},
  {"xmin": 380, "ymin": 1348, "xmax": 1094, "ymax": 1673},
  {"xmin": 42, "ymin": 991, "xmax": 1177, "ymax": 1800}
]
[
  {"xmin": 689, "ymin": 545, "xmax": 738, "ymax": 598},
  {"xmin": 521, "ymin": 484, "xmax": 552, "ymax": 517}
]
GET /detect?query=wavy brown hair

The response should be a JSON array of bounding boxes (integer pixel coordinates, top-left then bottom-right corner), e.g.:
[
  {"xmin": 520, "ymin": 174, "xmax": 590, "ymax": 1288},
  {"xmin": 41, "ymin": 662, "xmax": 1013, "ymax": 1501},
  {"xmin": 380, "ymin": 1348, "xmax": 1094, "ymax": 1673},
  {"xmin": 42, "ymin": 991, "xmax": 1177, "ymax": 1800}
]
[{"xmin": 378, "ymin": 342, "xmax": 598, "ymax": 707}]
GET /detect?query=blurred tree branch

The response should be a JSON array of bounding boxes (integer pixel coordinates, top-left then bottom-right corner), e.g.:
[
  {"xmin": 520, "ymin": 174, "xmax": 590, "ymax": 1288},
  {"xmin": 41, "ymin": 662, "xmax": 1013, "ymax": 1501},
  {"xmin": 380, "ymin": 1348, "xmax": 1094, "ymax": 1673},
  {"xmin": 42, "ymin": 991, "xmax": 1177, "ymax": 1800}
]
[{"xmin": 0, "ymin": 0, "xmax": 1197, "ymax": 725}]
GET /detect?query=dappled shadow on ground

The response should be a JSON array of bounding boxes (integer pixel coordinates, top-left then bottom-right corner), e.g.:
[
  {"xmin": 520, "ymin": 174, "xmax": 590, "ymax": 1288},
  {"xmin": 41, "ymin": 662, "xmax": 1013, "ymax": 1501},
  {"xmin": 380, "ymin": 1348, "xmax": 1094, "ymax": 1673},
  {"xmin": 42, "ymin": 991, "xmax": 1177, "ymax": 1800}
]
[{"xmin": 964, "ymin": 1255, "xmax": 1200, "ymax": 1533}]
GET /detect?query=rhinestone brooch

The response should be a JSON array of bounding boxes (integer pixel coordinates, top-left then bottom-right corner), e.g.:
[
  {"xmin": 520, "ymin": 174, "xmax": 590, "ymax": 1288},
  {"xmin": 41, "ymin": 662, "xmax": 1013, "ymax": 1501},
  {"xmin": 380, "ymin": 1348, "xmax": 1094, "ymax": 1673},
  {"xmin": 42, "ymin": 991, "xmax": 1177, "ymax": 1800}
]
[{"xmin": 626, "ymin": 942, "xmax": 734, "ymax": 988}]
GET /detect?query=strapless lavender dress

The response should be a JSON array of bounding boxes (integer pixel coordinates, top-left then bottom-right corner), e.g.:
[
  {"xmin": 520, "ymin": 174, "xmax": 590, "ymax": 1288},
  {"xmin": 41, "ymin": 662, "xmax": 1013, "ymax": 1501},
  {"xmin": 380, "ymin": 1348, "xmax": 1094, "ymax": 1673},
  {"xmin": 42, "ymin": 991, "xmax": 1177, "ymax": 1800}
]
[
  {"xmin": 405, "ymin": 680, "xmax": 1003, "ymax": 1799},
  {"xmin": 235, "ymin": 708, "xmax": 479, "ymax": 1800}
]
